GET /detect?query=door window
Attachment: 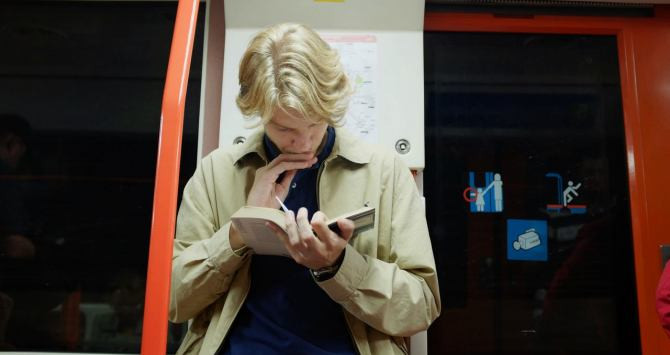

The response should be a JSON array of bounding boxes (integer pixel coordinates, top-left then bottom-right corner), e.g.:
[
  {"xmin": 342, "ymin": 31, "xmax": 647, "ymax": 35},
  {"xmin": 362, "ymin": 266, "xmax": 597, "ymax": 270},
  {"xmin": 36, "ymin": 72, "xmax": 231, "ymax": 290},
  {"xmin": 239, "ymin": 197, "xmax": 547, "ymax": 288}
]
[
  {"xmin": 0, "ymin": 2, "xmax": 203, "ymax": 352},
  {"xmin": 424, "ymin": 32, "xmax": 640, "ymax": 354}
]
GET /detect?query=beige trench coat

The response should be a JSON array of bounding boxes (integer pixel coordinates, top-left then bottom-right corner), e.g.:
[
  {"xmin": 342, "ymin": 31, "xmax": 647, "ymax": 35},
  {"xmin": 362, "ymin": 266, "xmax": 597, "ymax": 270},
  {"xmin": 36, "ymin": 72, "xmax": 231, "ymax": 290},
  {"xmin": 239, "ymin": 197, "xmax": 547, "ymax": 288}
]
[{"xmin": 169, "ymin": 127, "xmax": 441, "ymax": 354}]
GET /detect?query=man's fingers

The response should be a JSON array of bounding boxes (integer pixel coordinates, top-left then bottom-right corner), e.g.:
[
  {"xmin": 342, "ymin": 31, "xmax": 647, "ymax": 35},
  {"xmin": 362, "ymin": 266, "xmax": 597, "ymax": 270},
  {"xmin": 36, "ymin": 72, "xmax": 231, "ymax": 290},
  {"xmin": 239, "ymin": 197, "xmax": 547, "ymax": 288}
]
[
  {"xmin": 271, "ymin": 225, "xmax": 304, "ymax": 261},
  {"xmin": 335, "ymin": 218, "xmax": 355, "ymax": 242},
  {"xmin": 280, "ymin": 210, "xmax": 319, "ymax": 265},
  {"xmin": 283, "ymin": 210, "xmax": 300, "ymax": 245},
  {"xmin": 257, "ymin": 155, "xmax": 314, "ymax": 185},
  {"xmin": 274, "ymin": 153, "xmax": 316, "ymax": 162},
  {"xmin": 311, "ymin": 211, "xmax": 340, "ymax": 247},
  {"xmin": 257, "ymin": 161, "xmax": 313, "ymax": 187},
  {"xmin": 311, "ymin": 211, "xmax": 328, "ymax": 224},
  {"xmin": 296, "ymin": 208, "xmax": 315, "ymax": 245},
  {"xmin": 268, "ymin": 160, "xmax": 315, "ymax": 177},
  {"xmin": 266, "ymin": 153, "xmax": 316, "ymax": 169},
  {"xmin": 310, "ymin": 211, "xmax": 331, "ymax": 240}
]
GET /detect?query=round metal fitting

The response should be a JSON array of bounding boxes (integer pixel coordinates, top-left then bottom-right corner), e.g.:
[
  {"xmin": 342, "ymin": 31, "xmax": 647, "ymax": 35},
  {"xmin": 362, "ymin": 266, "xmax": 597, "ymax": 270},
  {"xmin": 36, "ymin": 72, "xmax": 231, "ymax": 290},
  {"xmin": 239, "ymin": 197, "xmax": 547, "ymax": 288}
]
[
  {"xmin": 395, "ymin": 139, "xmax": 411, "ymax": 154},
  {"xmin": 233, "ymin": 136, "xmax": 246, "ymax": 145}
]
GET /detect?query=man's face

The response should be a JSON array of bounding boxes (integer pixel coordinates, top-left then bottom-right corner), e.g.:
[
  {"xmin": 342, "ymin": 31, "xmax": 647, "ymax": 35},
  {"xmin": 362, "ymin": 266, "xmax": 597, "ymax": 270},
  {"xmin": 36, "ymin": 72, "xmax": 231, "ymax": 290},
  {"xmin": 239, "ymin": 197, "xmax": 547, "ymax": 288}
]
[
  {"xmin": 0, "ymin": 133, "xmax": 26, "ymax": 171},
  {"xmin": 265, "ymin": 108, "xmax": 328, "ymax": 156}
]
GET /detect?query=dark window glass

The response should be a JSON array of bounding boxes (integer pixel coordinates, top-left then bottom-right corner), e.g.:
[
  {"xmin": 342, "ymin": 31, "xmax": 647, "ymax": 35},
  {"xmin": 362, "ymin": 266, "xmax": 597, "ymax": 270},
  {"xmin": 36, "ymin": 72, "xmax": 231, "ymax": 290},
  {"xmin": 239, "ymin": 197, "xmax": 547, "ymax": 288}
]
[
  {"xmin": 0, "ymin": 2, "xmax": 203, "ymax": 352},
  {"xmin": 424, "ymin": 32, "xmax": 640, "ymax": 354}
]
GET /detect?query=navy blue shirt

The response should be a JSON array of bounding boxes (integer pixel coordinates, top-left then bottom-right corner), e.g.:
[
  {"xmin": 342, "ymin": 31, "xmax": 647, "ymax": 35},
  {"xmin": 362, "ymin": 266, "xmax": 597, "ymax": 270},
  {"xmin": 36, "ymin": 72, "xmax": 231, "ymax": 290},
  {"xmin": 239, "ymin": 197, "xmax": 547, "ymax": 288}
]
[{"xmin": 220, "ymin": 127, "xmax": 356, "ymax": 355}]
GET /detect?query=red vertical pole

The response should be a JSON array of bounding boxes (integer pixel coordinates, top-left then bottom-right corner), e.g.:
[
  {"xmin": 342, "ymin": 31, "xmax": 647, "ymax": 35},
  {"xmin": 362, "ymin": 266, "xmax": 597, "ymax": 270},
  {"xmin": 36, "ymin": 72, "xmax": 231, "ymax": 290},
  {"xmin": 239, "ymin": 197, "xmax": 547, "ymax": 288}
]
[{"xmin": 140, "ymin": 0, "xmax": 200, "ymax": 353}]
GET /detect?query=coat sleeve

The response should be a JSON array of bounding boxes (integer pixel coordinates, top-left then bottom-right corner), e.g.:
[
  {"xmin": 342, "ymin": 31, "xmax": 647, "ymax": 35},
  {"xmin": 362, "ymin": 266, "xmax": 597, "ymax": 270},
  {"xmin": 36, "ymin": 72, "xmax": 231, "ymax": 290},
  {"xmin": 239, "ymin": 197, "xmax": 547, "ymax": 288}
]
[
  {"xmin": 318, "ymin": 154, "xmax": 441, "ymax": 337},
  {"xmin": 657, "ymin": 260, "xmax": 670, "ymax": 337},
  {"xmin": 169, "ymin": 162, "xmax": 250, "ymax": 323}
]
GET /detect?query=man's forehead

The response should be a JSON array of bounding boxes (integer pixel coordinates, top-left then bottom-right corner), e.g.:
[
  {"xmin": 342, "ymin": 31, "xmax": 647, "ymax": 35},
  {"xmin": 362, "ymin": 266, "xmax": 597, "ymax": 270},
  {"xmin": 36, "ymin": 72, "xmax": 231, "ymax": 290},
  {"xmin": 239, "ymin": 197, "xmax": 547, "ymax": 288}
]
[{"xmin": 269, "ymin": 108, "xmax": 323, "ymax": 128}]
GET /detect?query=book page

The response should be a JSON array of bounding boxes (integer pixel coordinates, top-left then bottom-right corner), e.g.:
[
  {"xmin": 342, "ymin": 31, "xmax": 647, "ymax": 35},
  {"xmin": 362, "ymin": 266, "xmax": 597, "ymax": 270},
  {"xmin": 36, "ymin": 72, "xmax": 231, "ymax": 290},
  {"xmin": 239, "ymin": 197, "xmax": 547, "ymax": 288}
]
[
  {"xmin": 231, "ymin": 205, "xmax": 375, "ymax": 257},
  {"xmin": 232, "ymin": 217, "xmax": 290, "ymax": 257}
]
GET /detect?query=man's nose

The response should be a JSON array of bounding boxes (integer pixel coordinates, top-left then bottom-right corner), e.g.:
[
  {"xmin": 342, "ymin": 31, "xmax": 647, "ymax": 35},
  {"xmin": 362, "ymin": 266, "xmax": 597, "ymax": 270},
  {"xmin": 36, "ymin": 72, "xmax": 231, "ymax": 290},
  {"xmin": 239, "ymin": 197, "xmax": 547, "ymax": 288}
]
[{"xmin": 292, "ymin": 133, "xmax": 311, "ymax": 151}]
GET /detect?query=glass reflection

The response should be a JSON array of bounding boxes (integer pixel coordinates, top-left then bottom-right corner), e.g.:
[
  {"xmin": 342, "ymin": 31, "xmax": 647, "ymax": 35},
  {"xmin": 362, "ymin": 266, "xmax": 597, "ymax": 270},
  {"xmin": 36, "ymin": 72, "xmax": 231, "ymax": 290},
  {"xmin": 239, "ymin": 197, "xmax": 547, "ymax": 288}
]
[
  {"xmin": 424, "ymin": 32, "xmax": 640, "ymax": 354},
  {"xmin": 0, "ymin": 2, "xmax": 201, "ymax": 352}
]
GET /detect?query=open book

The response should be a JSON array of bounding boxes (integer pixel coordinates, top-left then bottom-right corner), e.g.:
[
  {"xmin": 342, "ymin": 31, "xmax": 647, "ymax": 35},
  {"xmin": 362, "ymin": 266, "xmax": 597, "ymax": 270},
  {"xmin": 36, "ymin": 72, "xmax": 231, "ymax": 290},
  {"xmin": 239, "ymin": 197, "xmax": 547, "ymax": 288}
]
[{"xmin": 230, "ymin": 205, "xmax": 375, "ymax": 256}]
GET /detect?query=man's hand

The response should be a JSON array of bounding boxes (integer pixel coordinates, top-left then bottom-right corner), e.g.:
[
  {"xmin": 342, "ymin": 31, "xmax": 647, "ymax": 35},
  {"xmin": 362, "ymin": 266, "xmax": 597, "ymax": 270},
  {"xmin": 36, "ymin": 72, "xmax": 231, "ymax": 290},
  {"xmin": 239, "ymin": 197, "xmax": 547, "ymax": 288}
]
[
  {"xmin": 246, "ymin": 153, "xmax": 316, "ymax": 208},
  {"xmin": 233, "ymin": 153, "xmax": 315, "ymax": 251},
  {"xmin": 269, "ymin": 207, "xmax": 354, "ymax": 270}
]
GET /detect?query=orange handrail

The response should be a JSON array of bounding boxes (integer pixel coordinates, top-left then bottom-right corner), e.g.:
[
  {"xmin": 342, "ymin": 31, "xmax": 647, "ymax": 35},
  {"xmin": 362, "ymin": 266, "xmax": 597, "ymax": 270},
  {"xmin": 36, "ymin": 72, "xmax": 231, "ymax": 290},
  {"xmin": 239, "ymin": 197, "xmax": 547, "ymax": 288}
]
[{"xmin": 140, "ymin": 0, "xmax": 200, "ymax": 353}]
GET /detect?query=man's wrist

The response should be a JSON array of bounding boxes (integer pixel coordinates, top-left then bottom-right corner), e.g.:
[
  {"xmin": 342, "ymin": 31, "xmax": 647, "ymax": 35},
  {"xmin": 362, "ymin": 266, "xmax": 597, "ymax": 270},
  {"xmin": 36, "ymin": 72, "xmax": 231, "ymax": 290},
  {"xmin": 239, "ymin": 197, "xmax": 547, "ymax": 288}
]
[
  {"xmin": 229, "ymin": 224, "xmax": 246, "ymax": 249},
  {"xmin": 229, "ymin": 224, "xmax": 249, "ymax": 256},
  {"xmin": 311, "ymin": 250, "xmax": 345, "ymax": 282}
]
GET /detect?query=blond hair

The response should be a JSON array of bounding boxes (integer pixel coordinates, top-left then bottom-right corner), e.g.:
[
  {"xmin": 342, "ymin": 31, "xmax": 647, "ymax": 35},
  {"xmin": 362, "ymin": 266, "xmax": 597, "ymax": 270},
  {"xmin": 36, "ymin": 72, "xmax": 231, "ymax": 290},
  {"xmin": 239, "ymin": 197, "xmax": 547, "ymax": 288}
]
[{"xmin": 236, "ymin": 23, "xmax": 352, "ymax": 126}]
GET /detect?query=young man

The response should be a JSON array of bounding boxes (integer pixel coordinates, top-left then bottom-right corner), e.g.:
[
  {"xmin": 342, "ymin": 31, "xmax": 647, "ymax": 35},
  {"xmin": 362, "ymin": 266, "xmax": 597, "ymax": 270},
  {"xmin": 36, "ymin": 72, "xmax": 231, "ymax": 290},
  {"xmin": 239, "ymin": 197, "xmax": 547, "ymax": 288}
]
[{"xmin": 169, "ymin": 23, "xmax": 440, "ymax": 354}]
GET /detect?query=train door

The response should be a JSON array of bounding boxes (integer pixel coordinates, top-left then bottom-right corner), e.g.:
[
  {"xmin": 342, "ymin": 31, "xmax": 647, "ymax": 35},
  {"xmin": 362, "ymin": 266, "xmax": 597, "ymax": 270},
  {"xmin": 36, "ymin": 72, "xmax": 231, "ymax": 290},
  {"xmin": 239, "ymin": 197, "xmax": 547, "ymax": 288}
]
[{"xmin": 422, "ymin": 10, "xmax": 670, "ymax": 355}]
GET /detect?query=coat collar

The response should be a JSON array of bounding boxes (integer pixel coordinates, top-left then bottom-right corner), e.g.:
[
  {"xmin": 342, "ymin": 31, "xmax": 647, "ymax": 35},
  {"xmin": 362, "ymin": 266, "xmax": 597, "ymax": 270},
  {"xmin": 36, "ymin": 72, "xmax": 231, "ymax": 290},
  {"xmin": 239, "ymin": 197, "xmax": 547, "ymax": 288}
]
[
  {"xmin": 329, "ymin": 127, "xmax": 372, "ymax": 164},
  {"xmin": 230, "ymin": 126, "xmax": 372, "ymax": 165}
]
